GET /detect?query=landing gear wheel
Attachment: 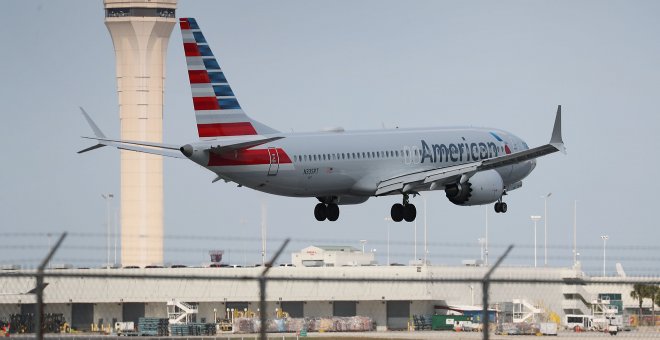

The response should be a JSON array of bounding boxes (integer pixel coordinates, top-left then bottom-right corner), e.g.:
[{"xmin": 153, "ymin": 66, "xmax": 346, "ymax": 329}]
[
  {"xmin": 314, "ymin": 203, "xmax": 327, "ymax": 221},
  {"xmin": 391, "ymin": 203, "xmax": 404, "ymax": 222},
  {"xmin": 403, "ymin": 204, "xmax": 417, "ymax": 222},
  {"xmin": 494, "ymin": 202, "xmax": 508, "ymax": 213},
  {"xmin": 326, "ymin": 203, "xmax": 340, "ymax": 221}
]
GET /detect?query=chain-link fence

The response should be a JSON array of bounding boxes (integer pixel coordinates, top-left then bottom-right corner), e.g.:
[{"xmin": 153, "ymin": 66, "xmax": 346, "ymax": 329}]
[{"xmin": 1, "ymin": 233, "xmax": 659, "ymax": 339}]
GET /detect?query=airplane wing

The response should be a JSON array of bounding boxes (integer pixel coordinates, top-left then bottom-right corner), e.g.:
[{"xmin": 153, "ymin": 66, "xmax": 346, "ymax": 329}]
[{"xmin": 375, "ymin": 105, "xmax": 565, "ymax": 196}]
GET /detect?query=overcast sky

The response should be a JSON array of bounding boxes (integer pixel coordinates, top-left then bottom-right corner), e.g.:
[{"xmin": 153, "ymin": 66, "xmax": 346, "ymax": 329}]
[{"xmin": 1, "ymin": 1, "xmax": 659, "ymax": 275}]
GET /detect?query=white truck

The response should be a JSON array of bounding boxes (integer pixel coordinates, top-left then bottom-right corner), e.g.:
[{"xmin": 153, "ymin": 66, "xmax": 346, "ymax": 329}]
[{"xmin": 114, "ymin": 322, "xmax": 136, "ymax": 336}]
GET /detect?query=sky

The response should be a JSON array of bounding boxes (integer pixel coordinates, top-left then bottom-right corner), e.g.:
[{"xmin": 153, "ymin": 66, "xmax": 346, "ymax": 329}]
[{"xmin": 1, "ymin": 1, "xmax": 659, "ymax": 275}]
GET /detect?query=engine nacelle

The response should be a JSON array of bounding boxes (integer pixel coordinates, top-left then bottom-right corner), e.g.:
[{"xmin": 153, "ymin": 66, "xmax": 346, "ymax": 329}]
[{"xmin": 445, "ymin": 170, "xmax": 504, "ymax": 206}]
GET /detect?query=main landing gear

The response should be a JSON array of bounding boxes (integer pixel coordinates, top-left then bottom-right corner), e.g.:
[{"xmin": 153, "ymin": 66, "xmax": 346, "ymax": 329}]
[
  {"xmin": 314, "ymin": 203, "xmax": 340, "ymax": 221},
  {"xmin": 494, "ymin": 198, "xmax": 508, "ymax": 213},
  {"xmin": 391, "ymin": 194, "xmax": 417, "ymax": 222}
]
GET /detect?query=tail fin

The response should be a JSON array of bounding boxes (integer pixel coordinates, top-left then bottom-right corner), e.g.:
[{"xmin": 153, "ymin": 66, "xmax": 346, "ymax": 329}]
[{"xmin": 179, "ymin": 18, "xmax": 278, "ymax": 139}]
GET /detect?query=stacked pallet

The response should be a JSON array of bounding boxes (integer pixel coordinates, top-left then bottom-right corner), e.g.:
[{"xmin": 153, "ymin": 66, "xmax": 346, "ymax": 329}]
[
  {"xmin": 137, "ymin": 317, "xmax": 168, "ymax": 336},
  {"xmin": 232, "ymin": 316, "xmax": 373, "ymax": 334},
  {"xmin": 170, "ymin": 323, "xmax": 216, "ymax": 336}
]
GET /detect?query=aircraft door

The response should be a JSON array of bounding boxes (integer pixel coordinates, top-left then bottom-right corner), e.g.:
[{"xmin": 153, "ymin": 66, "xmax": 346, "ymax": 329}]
[{"xmin": 267, "ymin": 147, "xmax": 279, "ymax": 176}]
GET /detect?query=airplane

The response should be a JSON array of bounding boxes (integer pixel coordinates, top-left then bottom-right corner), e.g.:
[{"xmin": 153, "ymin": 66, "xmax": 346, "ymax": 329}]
[{"xmin": 80, "ymin": 17, "xmax": 565, "ymax": 223}]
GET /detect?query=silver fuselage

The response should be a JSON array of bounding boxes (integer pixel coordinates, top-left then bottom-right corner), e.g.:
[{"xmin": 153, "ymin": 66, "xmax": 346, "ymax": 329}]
[{"xmin": 187, "ymin": 126, "xmax": 535, "ymax": 203}]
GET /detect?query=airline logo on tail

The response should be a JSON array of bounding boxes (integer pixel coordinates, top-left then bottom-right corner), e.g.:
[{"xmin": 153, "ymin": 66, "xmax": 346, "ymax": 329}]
[{"xmin": 180, "ymin": 18, "xmax": 257, "ymax": 138}]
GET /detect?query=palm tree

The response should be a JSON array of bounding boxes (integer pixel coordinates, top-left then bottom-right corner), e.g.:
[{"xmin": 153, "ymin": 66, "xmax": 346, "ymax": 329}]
[
  {"xmin": 649, "ymin": 285, "xmax": 660, "ymax": 326},
  {"xmin": 630, "ymin": 284, "xmax": 647, "ymax": 324}
]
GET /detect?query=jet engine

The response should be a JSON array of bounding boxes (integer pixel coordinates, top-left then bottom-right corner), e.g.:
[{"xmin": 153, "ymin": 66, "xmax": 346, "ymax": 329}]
[{"xmin": 445, "ymin": 170, "xmax": 504, "ymax": 206}]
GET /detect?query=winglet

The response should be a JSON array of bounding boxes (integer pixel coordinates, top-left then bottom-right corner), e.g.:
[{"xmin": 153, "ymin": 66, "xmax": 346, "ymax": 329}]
[
  {"xmin": 549, "ymin": 105, "xmax": 566, "ymax": 154},
  {"xmin": 80, "ymin": 107, "xmax": 107, "ymax": 138},
  {"xmin": 78, "ymin": 107, "xmax": 108, "ymax": 154}
]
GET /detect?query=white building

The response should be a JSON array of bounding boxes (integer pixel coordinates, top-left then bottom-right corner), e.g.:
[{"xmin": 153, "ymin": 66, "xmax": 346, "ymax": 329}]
[
  {"xmin": 292, "ymin": 246, "xmax": 376, "ymax": 267},
  {"xmin": 0, "ymin": 265, "xmax": 652, "ymax": 332}
]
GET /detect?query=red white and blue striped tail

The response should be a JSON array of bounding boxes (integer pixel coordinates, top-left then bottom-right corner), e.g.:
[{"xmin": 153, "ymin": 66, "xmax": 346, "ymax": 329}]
[{"xmin": 179, "ymin": 18, "xmax": 277, "ymax": 139}]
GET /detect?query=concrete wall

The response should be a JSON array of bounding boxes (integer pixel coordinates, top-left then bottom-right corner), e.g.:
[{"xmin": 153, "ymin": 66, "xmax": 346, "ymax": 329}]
[
  {"xmin": 411, "ymin": 300, "xmax": 434, "ymax": 316},
  {"xmin": 357, "ymin": 301, "xmax": 387, "ymax": 330},
  {"xmin": 0, "ymin": 304, "xmax": 19, "ymax": 320},
  {"xmin": 304, "ymin": 301, "xmax": 332, "ymax": 318},
  {"xmin": 145, "ymin": 302, "xmax": 166, "ymax": 318},
  {"xmin": 94, "ymin": 303, "xmax": 122, "ymax": 325}
]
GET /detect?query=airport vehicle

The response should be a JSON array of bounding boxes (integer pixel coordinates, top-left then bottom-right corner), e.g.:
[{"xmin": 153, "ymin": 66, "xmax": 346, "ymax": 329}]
[
  {"xmin": 80, "ymin": 18, "xmax": 565, "ymax": 222},
  {"xmin": 565, "ymin": 314, "xmax": 592, "ymax": 331}
]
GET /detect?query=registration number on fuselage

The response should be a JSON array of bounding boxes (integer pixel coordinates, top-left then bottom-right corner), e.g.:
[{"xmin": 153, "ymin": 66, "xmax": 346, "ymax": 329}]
[{"xmin": 303, "ymin": 168, "xmax": 318, "ymax": 175}]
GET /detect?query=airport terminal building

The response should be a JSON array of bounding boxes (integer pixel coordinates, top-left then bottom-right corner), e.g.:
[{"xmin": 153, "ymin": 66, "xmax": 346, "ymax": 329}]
[{"xmin": 0, "ymin": 263, "xmax": 651, "ymax": 332}]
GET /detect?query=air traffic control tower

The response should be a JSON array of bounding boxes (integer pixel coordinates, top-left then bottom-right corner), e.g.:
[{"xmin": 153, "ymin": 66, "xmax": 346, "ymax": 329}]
[{"xmin": 104, "ymin": 0, "xmax": 177, "ymax": 267}]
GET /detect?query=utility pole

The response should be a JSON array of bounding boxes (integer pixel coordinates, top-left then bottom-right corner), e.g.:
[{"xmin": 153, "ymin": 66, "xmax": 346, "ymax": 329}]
[
  {"xmin": 601, "ymin": 235, "xmax": 609, "ymax": 276},
  {"xmin": 542, "ymin": 193, "xmax": 552, "ymax": 266},
  {"xmin": 531, "ymin": 216, "xmax": 542, "ymax": 268}
]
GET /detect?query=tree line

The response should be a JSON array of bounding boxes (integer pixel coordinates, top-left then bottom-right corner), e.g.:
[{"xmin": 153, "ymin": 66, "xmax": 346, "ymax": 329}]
[{"xmin": 630, "ymin": 284, "xmax": 660, "ymax": 325}]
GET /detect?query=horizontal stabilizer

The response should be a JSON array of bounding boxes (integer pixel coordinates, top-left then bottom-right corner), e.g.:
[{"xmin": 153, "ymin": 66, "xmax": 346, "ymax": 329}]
[
  {"xmin": 77, "ymin": 143, "xmax": 106, "ymax": 154},
  {"xmin": 78, "ymin": 108, "xmax": 186, "ymax": 159}
]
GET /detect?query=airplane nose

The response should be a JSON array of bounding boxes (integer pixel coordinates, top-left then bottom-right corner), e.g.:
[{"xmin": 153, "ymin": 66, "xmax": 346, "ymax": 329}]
[{"xmin": 180, "ymin": 144, "xmax": 193, "ymax": 157}]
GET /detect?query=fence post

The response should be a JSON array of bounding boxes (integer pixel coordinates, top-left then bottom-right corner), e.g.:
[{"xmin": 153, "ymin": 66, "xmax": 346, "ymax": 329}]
[
  {"xmin": 481, "ymin": 244, "xmax": 512, "ymax": 340},
  {"xmin": 259, "ymin": 239, "xmax": 289, "ymax": 340},
  {"xmin": 35, "ymin": 232, "xmax": 67, "ymax": 340}
]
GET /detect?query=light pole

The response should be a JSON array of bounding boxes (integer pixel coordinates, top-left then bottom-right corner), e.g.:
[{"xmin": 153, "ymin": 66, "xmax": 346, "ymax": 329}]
[
  {"xmin": 478, "ymin": 238, "xmax": 485, "ymax": 263},
  {"xmin": 360, "ymin": 240, "xmax": 367, "ymax": 254},
  {"xmin": 114, "ymin": 209, "xmax": 118, "ymax": 267},
  {"xmin": 101, "ymin": 193, "xmax": 114, "ymax": 269},
  {"xmin": 601, "ymin": 235, "xmax": 609, "ymax": 276},
  {"xmin": 485, "ymin": 206, "xmax": 489, "ymax": 266},
  {"xmin": 384, "ymin": 217, "xmax": 391, "ymax": 265},
  {"xmin": 573, "ymin": 200, "xmax": 578, "ymax": 268},
  {"xmin": 423, "ymin": 196, "xmax": 428, "ymax": 265},
  {"xmin": 542, "ymin": 193, "xmax": 552, "ymax": 266},
  {"xmin": 531, "ymin": 216, "xmax": 542, "ymax": 268},
  {"xmin": 413, "ymin": 219, "xmax": 417, "ymax": 262},
  {"xmin": 261, "ymin": 203, "xmax": 267, "ymax": 266}
]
